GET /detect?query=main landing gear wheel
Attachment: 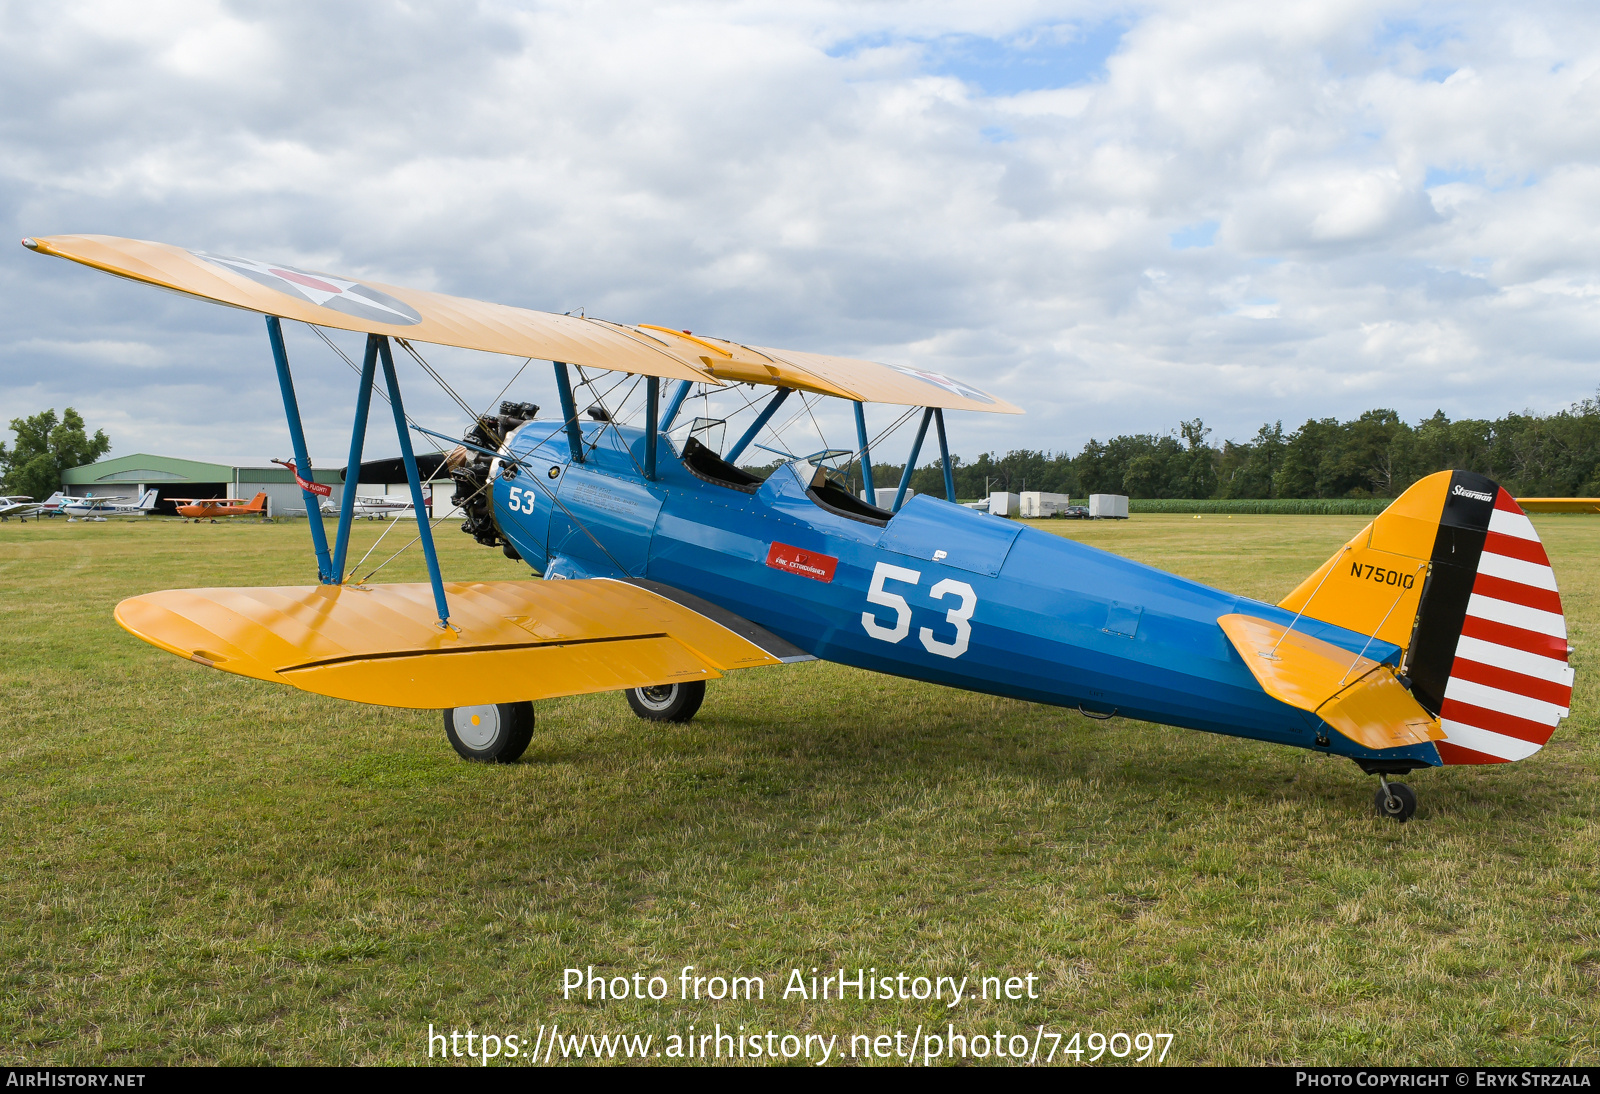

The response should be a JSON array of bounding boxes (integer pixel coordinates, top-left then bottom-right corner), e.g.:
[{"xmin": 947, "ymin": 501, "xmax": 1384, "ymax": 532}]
[
  {"xmin": 444, "ymin": 701, "xmax": 534, "ymax": 762},
  {"xmin": 1373, "ymin": 780, "xmax": 1418, "ymax": 823},
  {"xmin": 625, "ymin": 680, "xmax": 706, "ymax": 723}
]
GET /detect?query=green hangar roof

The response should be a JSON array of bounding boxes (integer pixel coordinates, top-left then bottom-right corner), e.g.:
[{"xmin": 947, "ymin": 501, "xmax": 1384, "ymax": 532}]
[{"xmin": 61, "ymin": 454, "xmax": 344, "ymax": 486}]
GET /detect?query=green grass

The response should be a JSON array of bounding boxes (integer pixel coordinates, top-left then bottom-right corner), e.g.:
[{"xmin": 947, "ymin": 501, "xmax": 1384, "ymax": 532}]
[{"xmin": 0, "ymin": 513, "xmax": 1596, "ymax": 1066}]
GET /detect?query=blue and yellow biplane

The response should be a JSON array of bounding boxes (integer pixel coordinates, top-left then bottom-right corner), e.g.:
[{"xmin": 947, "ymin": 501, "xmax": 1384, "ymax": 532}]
[{"xmin": 25, "ymin": 235, "xmax": 1574, "ymax": 821}]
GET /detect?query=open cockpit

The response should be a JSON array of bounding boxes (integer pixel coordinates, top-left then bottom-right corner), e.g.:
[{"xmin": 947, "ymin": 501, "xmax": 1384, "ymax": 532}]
[
  {"xmin": 679, "ymin": 436, "xmax": 764, "ymax": 494},
  {"xmin": 803, "ymin": 463, "xmax": 890, "ymax": 525}
]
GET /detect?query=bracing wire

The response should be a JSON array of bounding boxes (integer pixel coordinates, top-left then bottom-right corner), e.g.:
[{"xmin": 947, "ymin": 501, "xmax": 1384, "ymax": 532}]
[
  {"xmin": 602, "ymin": 377, "xmax": 650, "ymax": 477},
  {"xmin": 346, "ymin": 505, "xmax": 403, "ymax": 578},
  {"xmin": 305, "ymin": 324, "xmax": 444, "ymax": 454},
  {"xmin": 569, "ymin": 364, "xmax": 649, "ymax": 477},
  {"xmin": 308, "ymin": 329, "xmax": 638, "ymax": 583},
  {"xmin": 397, "ymin": 338, "xmax": 478, "ymax": 423},
  {"xmin": 357, "ymin": 509, "xmax": 456, "ymax": 584},
  {"xmin": 353, "ymin": 462, "xmax": 505, "ymax": 583},
  {"xmin": 867, "ymin": 405, "xmax": 923, "ymax": 458},
  {"xmin": 328, "ymin": 325, "xmax": 937, "ymax": 584},
  {"xmin": 801, "ymin": 394, "xmax": 832, "ymax": 455},
  {"xmin": 483, "ymin": 357, "xmax": 535, "ymax": 418},
  {"xmin": 833, "ymin": 404, "xmax": 923, "ymax": 496},
  {"xmin": 767, "ymin": 394, "xmax": 816, "ymax": 444}
]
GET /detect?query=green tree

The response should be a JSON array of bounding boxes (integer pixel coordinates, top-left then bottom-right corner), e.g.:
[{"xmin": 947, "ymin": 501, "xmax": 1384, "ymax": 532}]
[
  {"xmin": 1176, "ymin": 419, "xmax": 1219, "ymax": 498},
  {"xmin": 0, "ymin": 408, "xmax": 111, "ymax": 501},
  {"xmin": 1335, "ymin": 408, "xmax": 1410, "ymax": 497},
  {"xmin": 1220, "ymin": 421, "xmax": 1285, "ymax": 498},
  {"xmin": 1274, "ymin": 418, "xmax": 1339, "ymax": 498}
]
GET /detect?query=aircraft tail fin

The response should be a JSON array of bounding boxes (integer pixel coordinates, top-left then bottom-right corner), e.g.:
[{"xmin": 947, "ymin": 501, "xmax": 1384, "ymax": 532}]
[
  {"xmin": 139, "ymin": 488, "xmax": 159, "ymax": 510},
  {"xmin": 1278, "ymin": 471, "xmax": 1572, "ymax": 764},
  {"xmin": 247, "ymin": 492, "xmax": 267, "ymax": 512}
]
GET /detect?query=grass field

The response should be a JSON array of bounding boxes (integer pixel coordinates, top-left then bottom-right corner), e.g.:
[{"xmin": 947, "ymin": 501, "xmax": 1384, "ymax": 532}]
[{"xmin": 0, "ymin": 513, "xmax": 1595, "ymax": 1066}]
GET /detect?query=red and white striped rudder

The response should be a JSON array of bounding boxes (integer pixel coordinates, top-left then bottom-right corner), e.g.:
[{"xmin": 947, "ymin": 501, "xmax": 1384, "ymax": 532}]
[{"xmin": 1432, "ymin": 488, "xmax": 1573, "ymax": 764}]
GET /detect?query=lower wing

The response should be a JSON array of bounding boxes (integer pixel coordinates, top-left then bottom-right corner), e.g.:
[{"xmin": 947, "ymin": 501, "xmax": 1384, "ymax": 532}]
[{"xmin": 116, "ymin": 577, "xmax": 811, "ymax": 708}]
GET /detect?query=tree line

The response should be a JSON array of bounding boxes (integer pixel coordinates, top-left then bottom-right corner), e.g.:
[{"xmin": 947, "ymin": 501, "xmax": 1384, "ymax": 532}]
[
  {"xmin": 0, "ymin": 408, "xmax": 111, "ymax": 502},
  {"xmin": 828, "ymin": 396, "xmax": 1600, "ymax": 501},
  {"xmin": 9, "ymin": 397, "xmax": 1600, "ymax": 507}
]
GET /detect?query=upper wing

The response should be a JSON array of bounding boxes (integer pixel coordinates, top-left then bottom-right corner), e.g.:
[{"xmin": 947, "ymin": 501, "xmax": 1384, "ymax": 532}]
[
  {"xmin": 25, "ymin": 235, "xmax": 711, "ymax": 383},
  {"xmin": 629, "ymin": 327, "xmax": 1020, "ymax": 413},
  {"xmin": 751, "ymin": 346, "xmax": 1021, "ymax": 414},
  {"xmin": 25, "ymin": 233, "xmax": 1020, "ymax": 413},
  {"xmin": 115, "ymin": 577, "xmax": 810, "ymax": 708}
]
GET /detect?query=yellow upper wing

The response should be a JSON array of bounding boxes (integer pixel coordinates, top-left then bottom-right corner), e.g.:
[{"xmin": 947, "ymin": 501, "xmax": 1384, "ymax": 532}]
[
  {"xmin": 25, "ymin": 234, "xmax": 1020, "ymax": 413},
  {"xmin": 25, "ymin": 234, "xmax": 711, "ymax": 382}
]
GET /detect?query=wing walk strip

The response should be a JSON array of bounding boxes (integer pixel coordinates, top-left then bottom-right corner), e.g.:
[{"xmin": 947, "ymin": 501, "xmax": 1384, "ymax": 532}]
[{"xmin": 1436, "ymin": 488, "xmax": 1571, "ymax": 765}]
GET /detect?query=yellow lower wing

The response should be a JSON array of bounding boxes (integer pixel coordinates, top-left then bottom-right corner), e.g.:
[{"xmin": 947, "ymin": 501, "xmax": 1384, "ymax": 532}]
[
  {"xmin": 115, "ymin": 578, "xmax": 806, "ymax": 708},
  {"xmin": 1217, "ymin": 614, "xmax": 1443, "ymax": 751}
]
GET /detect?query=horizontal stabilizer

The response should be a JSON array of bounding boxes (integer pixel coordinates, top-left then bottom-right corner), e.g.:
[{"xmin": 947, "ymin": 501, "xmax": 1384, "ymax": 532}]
[
  {"xmin": 1218, "ymin": 614, "xmax": 1443, "ymax": 752},
  {"xmin": 115, "ymin": 578, "xmax": 806, "ymax": 708}
]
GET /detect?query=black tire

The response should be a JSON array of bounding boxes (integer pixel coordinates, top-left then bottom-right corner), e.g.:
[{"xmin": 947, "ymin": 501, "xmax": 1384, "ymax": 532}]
[
  {"xmin": 444, "ymin": 701, "xmax": 534, "ymax": 762},
  {"xmin": 1373, "ymin": 782, "xmax": 1418, "ymax": 823},
  {"xmin": 625, "ymin": 680, "xmax": 706, "ymax": 723}
]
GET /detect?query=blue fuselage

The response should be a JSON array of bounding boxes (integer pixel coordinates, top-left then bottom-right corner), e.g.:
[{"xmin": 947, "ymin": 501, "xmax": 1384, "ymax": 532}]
[{"xmin": 488, "ymin": 421, "xmax": 1438, "ymax": 767}]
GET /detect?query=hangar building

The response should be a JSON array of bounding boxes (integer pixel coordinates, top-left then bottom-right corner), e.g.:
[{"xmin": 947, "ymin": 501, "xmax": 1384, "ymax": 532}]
[
  {"xmin": 61, "ymin": 453, "xmax": 456, "ymax": 518},
  {"xmin": 60, "ymin": 454, "xmax": 346, "ymax": 517}
]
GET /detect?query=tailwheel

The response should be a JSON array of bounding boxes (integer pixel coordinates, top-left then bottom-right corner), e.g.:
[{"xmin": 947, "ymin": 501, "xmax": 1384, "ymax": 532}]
[
  {"xmin": 1373, "ymin": 779, "xmax": 1418, "ymax": 823},
  {"xmin": 444, "ymin": 701, "xmax": 534, "ymax": 762},
  {"xmin": 625, "ymin": 680, "xmax": 706, "ymax": 723}
]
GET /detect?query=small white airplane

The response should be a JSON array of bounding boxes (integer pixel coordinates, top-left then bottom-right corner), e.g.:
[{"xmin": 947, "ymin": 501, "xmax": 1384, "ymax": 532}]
[
  {"xmin": 283, "ymin": 491, "xmax": 430, "ymax": 519},
  {"xmin": 349, "ymin": 492, "xmax": 426, "ymax": 519},
  {"xmin": 31, "ymin": 491, "xmax": 70, "ymax": 517},
  {"xmin": 0, "ymin": 495, "xmax": 44, "ymax": 521},
  {"xmin": 63, "ymin": 489, "xmax": 160, "ymax": 521}
]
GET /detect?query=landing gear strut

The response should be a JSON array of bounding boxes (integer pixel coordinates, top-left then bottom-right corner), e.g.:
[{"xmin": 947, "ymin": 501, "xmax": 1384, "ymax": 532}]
[
  {"xmin": 1373, "ymin": 778, "xmax": 1418, "ymax": 823},
  {"xmin": 1355, "ymin": 760, "xmax": 1421, "ymax": 823}
]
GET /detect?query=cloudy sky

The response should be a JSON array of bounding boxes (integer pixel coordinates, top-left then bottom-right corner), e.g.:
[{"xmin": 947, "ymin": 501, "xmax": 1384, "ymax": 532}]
[{"xmin": 3, "ymin": 0, "xmax": 1598, "ymax": 466}]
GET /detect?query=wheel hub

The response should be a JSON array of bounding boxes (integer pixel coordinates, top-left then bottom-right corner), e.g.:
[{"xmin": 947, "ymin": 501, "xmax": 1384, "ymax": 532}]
[
  {"xmin": 636, "ymin": 685, "xmax": 678, "ymax": 710},
  {"xmin": 452, "ymin": 704, "xmax": 500, "ymax": 749}
]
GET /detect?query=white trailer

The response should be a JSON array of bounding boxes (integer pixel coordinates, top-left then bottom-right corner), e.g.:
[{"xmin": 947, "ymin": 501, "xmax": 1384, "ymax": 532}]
[
  {"xmin": 989, "ymin": 491, "xmax": 1021, "ymax": 517},
  {"xmin": 1089, "ymin": 493, "xmax": 1129, "ymax": 519},
  {"xmin": 1019, "ymin": 491, "xmax": 1072, "ymax": 517},
  {"xmin": 865, "ymin": 487, "xmax": 914, "ymax": 509}
]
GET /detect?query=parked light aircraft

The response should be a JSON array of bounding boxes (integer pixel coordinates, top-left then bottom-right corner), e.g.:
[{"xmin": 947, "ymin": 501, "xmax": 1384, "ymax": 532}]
[
  {"xmin": 0, "ymin": 491, "xmax": 73, "ymax": 520},
  {"xmin": 0, "ymin": 496, "xmax": 42, "ymax": 521},
  {"xmin": 33, "ymin": 491, "xmax": 69, "ymax": 517},
  {"xmin": 25, "ymin": 234, "xmax": 1574, "ymax": 821},
  {"xmin": 62, "ymin": 489, "xmax": 159, "ymax": 520},
  {"xmin": 346, "ymin": 491, "xmax": 423, "ymax": 519},
  {"xmin": 172, "ymin": 493, "xmax": 268, "ymax": 520},
  {"xmin": 280, "ymin": 491, "xmax": 424, "ymax": 519}
]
